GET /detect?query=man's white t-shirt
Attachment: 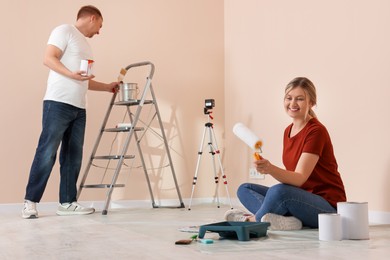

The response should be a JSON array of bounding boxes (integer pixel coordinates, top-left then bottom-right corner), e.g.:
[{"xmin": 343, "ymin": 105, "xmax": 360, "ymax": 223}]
[{"xmin": 44, "ymin": 24, "xmax": 93, "ymax": 109}]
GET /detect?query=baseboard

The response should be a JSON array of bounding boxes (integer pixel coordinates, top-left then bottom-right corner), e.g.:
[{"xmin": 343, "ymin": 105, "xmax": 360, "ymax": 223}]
[
  {"xmin": 3, "ymin": 199, "xmax": 390, "ymax": 224},
  {"xmin": 0, "ymin": 197, "xmax": 236, "ymax": 214},
  {"xmin": 369, "ymin": 210, "xmax": 390, "ymax": 225}
]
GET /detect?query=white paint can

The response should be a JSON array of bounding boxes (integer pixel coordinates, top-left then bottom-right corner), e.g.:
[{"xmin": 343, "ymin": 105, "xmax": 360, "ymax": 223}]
[{"xmin": 80, "ymin": 59, "xmax": 94, "ymax": 76}]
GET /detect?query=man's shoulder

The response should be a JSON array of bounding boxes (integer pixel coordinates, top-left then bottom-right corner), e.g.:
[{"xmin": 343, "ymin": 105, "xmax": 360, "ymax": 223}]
[{"xmin": 52, "ymin": 24, "xmax": 74, "ymax": 32}]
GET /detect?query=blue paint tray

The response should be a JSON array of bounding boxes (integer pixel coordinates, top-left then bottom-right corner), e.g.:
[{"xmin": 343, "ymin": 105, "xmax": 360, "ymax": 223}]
[{"xmin": 198, "ymin": 221, "xmax": 270, "ymax": 241}]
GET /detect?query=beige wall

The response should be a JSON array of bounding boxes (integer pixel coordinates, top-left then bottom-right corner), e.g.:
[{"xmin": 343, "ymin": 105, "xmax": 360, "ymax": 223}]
[
  {"xmin": 225, "ymin": 0, "xmax": 390, "ymax": 214},
  {"xmin": 0, "ymin": 0, "xmax": 224, "ymax": 203}
]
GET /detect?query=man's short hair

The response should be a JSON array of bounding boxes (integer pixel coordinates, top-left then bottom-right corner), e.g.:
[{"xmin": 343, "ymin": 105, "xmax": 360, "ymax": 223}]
[{"xmin": 77, "ymin": 5, "xmax": 103, "ymax": 20}]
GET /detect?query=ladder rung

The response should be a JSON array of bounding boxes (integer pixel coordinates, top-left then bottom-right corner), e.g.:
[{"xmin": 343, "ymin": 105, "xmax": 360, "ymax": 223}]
[
  {"xmin": 93, "ymin": 155, "xmax": 135, "ymax": 160},
  {"xmin": 114, "ymin": 100, "xmax": 154, "ymax": 106},
  {"xmin": 81, "ymin": 184, "xmax": 125, "ymax": 188},
  {"xmin": 104, "ymin": 126, "xmax": 144, "ymax": 132}
]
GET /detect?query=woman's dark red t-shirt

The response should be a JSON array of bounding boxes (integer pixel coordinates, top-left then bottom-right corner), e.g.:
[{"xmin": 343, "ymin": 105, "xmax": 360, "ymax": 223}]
[{"xmin": 283, "ymin": 118, "xmax": 346, "ymax": 208}]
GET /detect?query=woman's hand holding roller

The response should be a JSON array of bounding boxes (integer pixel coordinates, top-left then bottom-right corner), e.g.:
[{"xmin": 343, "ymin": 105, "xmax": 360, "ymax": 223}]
[{"xmin": 254, "ymin": 157, "xmax": 273, "ymax": 175}]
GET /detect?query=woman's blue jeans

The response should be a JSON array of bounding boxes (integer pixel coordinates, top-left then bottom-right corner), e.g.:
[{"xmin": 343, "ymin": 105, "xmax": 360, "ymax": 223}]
[
  {"xmin": 25, "ymin": 100, "xmax": 86, "ymax": 204},
  {"xmin": 237, "ymin": 183, "xmax": 337, "ymax": 228}
]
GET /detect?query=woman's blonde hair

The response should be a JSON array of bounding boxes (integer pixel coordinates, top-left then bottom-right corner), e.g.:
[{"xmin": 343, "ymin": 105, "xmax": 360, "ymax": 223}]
[{"xmin": 285, "ymin": 77, "xmax": 317, "ymax": 118}]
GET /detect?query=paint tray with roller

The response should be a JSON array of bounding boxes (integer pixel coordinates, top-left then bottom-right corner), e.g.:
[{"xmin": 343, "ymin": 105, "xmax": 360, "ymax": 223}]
[
  {"xmin": 233, "ymin": 122, "xmax": 263, "ymax": 160},
  {"xmin": 198, "ymin": 221, "xmax": 270, "ymax": 241}
]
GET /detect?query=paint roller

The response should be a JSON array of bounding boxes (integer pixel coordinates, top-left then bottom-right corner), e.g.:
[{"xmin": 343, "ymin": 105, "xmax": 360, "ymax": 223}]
[{"xmin": 233, "ymin": 123, "xmax": 263, "ymax": 160}]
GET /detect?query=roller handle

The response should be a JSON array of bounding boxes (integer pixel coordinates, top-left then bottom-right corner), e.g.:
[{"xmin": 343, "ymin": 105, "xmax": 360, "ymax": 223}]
[
  {"xmin": 253, "ymin": 152, "xmax": 263, "ymax": 160},
  {"xmin": 254, "ymin": 141, "xmax": 263, "ymax": 160}
]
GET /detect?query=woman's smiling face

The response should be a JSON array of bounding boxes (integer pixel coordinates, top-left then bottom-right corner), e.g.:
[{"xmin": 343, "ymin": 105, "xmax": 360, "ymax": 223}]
[{"xmin": 284, "ymin": 86, "xmax": 313, "ymax": 120}]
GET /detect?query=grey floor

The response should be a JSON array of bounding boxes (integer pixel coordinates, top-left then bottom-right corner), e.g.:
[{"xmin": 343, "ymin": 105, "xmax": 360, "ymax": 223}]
[{"xmin": 1, "ymin": 203, "xmax": 389, "ymax": 259}]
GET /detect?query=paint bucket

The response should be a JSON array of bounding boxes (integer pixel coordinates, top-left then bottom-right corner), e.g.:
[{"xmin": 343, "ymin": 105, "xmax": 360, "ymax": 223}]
[
  {"xmin": 80, "ymin": 59, "xmax": 94, "ymax": 76},
  {"xmin": 119, "ymin": 83, "xmax": 138, "ymax": 101}
]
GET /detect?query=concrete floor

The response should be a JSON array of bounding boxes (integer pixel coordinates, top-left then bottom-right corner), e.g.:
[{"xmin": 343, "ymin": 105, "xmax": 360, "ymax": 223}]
[{"xmin": 1, "ymin": 203, "xmax": 389, "ymax": 259}]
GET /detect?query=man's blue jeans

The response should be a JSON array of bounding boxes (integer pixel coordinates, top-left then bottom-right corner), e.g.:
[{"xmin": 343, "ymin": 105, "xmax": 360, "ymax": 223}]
[
  {"xmin": 25, "ymin": 100, "xmax": 86, "ymax": 204},
  {"xmin": 237, "ymin": 183, "xmax": 337, "ymax": 228}
]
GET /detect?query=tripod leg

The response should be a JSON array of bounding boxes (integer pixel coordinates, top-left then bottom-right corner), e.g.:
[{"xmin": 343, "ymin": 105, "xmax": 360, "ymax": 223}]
[
  {"xmin": 209, "ymin": 127, "xmax": 233, "ymax": 209},
  {"xmin": 207, "ymin": 126, "xmax": 221, "ymax": 208},
  {"xmin": 188, "ymin": 126, "xmax": 207, "ymax": 210}
]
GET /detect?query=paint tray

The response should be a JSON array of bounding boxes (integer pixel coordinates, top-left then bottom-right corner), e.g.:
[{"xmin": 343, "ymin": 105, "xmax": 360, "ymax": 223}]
[{"xmin": 198, "ymin": 221, "xmax": 270, "ymax": 241}]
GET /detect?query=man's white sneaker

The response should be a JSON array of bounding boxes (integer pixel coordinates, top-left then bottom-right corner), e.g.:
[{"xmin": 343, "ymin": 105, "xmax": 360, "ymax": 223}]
[
  {"xmin": 22, "ymin": 200, "xmax": 38, "ymax": 219},
  {"xmin": 261, "ymin": 213, "xmax": 302, "ymax": 231},
  {"xmin": 224, "ymin": 209, "xmax": 252, "ymax": 222},
  {"xmin": 56, "ymin": 202, "xmax": 95, "ymax": 216}
]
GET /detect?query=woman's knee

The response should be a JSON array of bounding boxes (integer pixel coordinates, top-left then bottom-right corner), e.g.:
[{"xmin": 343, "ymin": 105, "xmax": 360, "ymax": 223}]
[
  {"xmin": 237, "ymin": 183, "xmax": 251, "ymax": 198},
  {"xmin": 237, "ymin": 183, "xmax": 269, "ymax": 200},
  {"xmin": 267, "ymin": 183, "xmax": 296, "ymax": 199}
]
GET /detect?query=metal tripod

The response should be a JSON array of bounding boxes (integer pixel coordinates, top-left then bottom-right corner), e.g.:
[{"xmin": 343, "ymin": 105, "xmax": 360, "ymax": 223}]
[{"xmin": 188, "ymin": 110, "xmax": 233, "ymax": 210}]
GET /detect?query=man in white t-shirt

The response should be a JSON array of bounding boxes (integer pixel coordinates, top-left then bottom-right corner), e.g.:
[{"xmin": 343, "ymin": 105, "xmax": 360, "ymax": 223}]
[{"xmin": 22, "ymin": 6, "xmax": 118, "ymax": 218}]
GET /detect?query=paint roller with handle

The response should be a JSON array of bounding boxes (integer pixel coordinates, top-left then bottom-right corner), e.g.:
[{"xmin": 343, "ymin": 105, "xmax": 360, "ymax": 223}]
[{"xmin": 233, "ymin": 123, "xmax": 263, "ymax": 160}]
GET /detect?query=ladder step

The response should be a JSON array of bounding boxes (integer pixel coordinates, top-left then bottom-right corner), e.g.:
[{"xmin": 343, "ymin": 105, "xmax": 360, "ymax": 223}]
[
  {"xmin": 81, "ymin": 184, "xmax": 125, "ymax": 188},
  {"xmin": 114, "ymin": 99, "xmax": 154, "ymax": 106},
  {"xmin": 104, "ymin": 126, "xmax": 144, "ymax": 132},
  {"xmin": 93, "ymin": 155, "xmax": 135, "ymax": 160}
]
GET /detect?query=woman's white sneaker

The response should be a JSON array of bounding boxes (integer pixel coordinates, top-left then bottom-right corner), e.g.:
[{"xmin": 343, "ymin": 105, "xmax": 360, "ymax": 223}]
[
  {"xmin": 224, "ymin": 209, "xmax": 252, "ymax": 222},
  {"xmin": 261, "ymin": 213, "xmax": 302, "ymax": 231},
  {"xmin": 22, "ymin": 200, "xmax": 38, "ymax": 219}
]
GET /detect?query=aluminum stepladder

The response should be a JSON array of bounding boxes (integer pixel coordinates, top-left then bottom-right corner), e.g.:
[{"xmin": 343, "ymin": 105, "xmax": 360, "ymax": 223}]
[{"xmin": 77, "ymin": 61, "xmax": 185, "ymax": 215}]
